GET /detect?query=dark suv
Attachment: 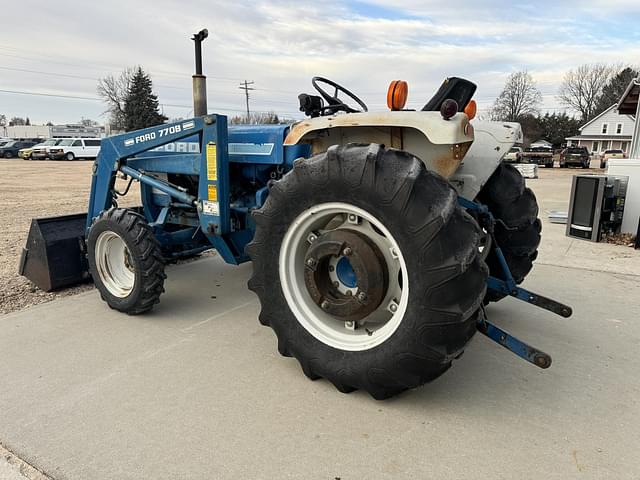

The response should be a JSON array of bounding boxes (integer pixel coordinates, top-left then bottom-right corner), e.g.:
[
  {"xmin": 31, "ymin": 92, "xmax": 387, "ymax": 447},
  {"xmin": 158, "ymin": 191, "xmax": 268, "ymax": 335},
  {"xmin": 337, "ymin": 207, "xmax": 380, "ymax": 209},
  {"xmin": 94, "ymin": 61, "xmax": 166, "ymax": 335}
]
[
  {"xmin": 559, "ymin": 146, "xmax": 590, "ymax": 168},
  {"xmin": 0, "ymin": 140, "xmax": 39, "ymax": 159}
]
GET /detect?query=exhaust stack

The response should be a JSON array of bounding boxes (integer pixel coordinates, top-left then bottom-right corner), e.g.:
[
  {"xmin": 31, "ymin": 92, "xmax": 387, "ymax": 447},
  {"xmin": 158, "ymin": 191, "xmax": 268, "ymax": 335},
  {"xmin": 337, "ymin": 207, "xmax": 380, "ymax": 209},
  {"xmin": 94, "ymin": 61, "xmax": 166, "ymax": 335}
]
[{"xmin": 191, "ymin": 29, "xmax": 208, "ymax": 117}]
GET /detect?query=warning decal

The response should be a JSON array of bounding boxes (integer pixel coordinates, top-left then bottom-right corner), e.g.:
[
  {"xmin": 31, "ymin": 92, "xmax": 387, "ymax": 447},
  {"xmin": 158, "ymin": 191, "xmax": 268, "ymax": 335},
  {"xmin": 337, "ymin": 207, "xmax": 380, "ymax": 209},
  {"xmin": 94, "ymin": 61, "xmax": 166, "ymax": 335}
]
[
  {"xmin": 202, "ymin": 200, "xmax": 220, "ymax": 216},
  {"xmin": 207, "ymin": 184, "xmax": 218, "ymax": 201},
  {"xmin": 206, "ymin": 143, "xmax": 217, "ymax": 180}
]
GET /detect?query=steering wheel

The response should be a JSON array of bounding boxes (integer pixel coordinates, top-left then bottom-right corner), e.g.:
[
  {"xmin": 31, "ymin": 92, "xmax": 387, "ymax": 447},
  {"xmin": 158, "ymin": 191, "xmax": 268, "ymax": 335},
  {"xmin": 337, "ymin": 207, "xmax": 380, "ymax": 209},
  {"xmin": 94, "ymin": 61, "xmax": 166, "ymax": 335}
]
[{"xmin": 312, "ymin": 76, "xmax": 368, "ymax": 114}]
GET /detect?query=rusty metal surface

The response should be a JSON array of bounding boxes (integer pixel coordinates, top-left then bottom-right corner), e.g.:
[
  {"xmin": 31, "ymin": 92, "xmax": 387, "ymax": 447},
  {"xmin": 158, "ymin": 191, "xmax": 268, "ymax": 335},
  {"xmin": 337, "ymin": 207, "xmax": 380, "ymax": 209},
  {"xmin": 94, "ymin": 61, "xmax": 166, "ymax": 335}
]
[
  {"xmin": 286, "ymin": 116, "xmax": 473, "ymax": 179},
  {"xmin": 284, "ymin": 111, "xmax": 473, "ymax": 146},
  {"xmin": 303, "ymin": 229, "xmax": 387, "ymax": 321}
]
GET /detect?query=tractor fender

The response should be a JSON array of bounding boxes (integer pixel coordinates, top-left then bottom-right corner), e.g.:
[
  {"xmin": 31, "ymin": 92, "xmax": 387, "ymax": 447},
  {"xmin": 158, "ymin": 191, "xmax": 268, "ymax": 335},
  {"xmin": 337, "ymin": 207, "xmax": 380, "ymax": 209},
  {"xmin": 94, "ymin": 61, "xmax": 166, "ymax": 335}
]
[
  {"xmin": 283, "ymin": 111, "xmax": 474, "ymax": 179},
  {"xmin": 449, "ymin": 121, "xmax": 523, "ymax": 199}
]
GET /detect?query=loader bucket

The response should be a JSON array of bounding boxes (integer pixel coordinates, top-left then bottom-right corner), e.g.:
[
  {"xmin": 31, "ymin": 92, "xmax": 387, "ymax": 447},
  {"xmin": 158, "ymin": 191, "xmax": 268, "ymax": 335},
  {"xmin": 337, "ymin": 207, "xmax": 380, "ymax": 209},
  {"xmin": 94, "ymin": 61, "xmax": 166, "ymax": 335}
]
[{"xmin": 18, "ymin": 213, "xmax": 90, "ymax": 292}]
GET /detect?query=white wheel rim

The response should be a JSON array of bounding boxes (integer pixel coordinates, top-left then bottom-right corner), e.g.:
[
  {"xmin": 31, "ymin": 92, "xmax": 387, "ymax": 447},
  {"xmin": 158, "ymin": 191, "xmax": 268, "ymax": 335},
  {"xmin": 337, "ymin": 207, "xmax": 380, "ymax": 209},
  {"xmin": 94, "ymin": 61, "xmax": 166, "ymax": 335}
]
[
  {"xmin": 94, "ymin": 231, "xmax": 135, "ymax": 298},
  {"xmin": 279, "ymin": 202, "xmax": 409, "ymax": 351}
]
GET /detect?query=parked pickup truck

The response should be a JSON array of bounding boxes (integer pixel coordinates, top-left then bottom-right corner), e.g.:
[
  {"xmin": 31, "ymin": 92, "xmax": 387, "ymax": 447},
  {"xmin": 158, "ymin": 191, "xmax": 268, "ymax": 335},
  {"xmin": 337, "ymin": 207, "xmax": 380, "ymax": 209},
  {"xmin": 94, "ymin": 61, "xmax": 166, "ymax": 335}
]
[
  {"xmin": 559, "ymin": 146, "xmax": 590, "ymax": 168},
  {"xmin": 599, "ymin": 149, "xmax": 625, "ymax": 169},
  {"xmin": 31, "ymin": 139, "xmax": 64, "ymax": 160},
  {"xmin": 520, "ymin": 146, "xmax": 554, "ymax": 168},
  {"xmin": 503, "ymin": 146, "xmax": 523, "ymax": 163}
]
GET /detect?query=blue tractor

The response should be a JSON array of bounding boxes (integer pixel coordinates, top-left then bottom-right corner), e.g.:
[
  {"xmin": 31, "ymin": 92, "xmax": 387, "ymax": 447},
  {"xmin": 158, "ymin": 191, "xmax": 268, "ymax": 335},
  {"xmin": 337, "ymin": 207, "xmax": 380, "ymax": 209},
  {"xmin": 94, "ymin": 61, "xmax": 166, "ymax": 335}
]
[{"xmin": 20, "ymin": 31, "xmax": 571, "ymax": 399}]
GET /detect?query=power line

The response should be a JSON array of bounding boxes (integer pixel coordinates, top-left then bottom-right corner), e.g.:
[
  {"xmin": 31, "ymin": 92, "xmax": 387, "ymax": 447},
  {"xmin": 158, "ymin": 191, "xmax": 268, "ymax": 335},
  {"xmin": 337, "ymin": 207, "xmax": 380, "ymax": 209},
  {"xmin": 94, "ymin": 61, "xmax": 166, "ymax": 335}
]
[
  {"xmin": 0, "ymin": 88, "xmax": 102, "ymax": 102},
  {"xmin": 0, "ymin": 88, "xmax": 301, "ymax": 117},
  {"xmin": 238, "ymin": 80, "xmax": 255, "ymax": 120}
]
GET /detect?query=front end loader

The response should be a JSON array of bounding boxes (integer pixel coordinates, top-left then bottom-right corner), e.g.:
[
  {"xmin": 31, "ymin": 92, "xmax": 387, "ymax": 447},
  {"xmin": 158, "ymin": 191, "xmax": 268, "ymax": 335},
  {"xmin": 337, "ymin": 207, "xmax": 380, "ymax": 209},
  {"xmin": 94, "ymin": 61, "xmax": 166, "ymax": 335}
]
[{"xmin": 20, "ymin": 31, "xmax": 572, "ymax": 399}]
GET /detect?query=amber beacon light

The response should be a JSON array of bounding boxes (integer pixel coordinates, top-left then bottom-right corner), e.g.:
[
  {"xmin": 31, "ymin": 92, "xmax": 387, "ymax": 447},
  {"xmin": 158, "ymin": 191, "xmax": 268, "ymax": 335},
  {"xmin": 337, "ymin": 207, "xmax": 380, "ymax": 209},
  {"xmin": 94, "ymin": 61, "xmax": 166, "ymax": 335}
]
[
  {"xmin": 387, "ymin": 80, "xmax": 409, "ymax": 111},
  {"xmin": 464, "ymin": 99, "xmax": 477, "ymax": 120}
]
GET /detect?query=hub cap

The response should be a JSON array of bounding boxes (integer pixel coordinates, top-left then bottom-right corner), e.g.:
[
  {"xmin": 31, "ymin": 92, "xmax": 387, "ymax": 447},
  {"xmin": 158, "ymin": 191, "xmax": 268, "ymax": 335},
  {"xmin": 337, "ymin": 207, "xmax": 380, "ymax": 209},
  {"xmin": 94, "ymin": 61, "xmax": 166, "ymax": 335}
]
[{"xmin": 279, "ymin": 202, "xmax": 408, "ymax": 351}]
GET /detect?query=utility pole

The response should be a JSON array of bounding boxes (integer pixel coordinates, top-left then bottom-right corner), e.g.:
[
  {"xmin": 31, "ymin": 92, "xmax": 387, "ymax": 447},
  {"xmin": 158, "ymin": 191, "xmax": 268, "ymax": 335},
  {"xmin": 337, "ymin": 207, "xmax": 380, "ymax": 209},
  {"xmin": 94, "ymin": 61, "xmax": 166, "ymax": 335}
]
[{"xmin": 238, "ymin": 80, "xmax": 255, "ymax": 122}]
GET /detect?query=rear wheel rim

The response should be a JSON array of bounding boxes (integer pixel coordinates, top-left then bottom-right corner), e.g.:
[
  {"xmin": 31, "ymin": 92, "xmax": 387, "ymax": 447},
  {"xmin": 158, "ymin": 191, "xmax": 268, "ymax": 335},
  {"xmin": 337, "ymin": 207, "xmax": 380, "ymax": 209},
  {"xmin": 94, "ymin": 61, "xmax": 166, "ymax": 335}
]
[
  {"xmin": 279, "ymin": 202, "xmax": 408, "ymax": 351},
  {"xmin": 94, "ymin": 231, "xmax": 135, "ymax": 298}
]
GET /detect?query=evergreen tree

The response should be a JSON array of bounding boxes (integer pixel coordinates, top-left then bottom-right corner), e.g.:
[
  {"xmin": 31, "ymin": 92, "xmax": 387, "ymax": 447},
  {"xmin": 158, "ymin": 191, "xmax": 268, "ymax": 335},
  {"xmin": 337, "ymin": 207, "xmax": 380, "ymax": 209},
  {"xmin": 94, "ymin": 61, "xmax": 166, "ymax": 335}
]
[
  {"xmin": 538, "ymin": 112, "xmax": 581, "ymax": 148},
  {"xmin": 123, "ymin": 67, "xmax": 167, "ymax": 131},
  {"xmin": 593, "ymin": 67, "xmax": 639, "ymax": 117}
]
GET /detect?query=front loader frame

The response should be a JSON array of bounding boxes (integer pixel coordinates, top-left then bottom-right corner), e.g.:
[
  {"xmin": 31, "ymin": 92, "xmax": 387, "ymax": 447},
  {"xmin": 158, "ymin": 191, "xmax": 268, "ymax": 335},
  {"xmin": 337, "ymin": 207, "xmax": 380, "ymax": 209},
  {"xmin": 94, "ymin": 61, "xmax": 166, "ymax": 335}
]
[{"xmin": 87, "ymin": 115, "xmax": 247, "ymax": 264}]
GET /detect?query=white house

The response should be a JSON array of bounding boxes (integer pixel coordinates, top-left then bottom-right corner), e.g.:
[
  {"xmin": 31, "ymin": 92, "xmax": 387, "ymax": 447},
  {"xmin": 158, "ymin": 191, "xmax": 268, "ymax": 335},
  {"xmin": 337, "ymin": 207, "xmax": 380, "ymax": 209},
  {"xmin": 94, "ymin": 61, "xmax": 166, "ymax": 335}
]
[{"xmin": 566, "ymin": 104, "xmax": 636, "ymax": 154}]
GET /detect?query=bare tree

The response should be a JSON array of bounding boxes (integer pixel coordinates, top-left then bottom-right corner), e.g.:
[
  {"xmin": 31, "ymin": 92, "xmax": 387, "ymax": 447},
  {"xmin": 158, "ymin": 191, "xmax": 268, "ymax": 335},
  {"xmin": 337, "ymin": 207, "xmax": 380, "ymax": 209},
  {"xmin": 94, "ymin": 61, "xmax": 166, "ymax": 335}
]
[
  {"xmin": 558, "ymin": 63, "xmax": 617, "ymax": 122},
  {"xmin": 0, "ymin": 114, "xmax": 6, "ymax": 126},
  {"xmin": 491, "ymin": 71, "xmax": 542, "ymax": 122},
  {"xmin": 229, "ymin": 112, "xmax": 290, "ymax": 125},
  {"xmin": 79, "ymin": 118, "xmax": 99, "ymax": 127},
  {"xmin": 97, "ymin": 67, "xmax": 136, "ymax": 130}
]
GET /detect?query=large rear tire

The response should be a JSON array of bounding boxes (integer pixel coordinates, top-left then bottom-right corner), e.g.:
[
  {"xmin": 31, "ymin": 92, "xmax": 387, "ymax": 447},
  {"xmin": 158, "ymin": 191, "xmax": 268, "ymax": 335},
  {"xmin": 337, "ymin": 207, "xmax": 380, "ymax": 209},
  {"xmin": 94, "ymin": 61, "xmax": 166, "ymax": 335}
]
[
  {"xmin": 87, "ymin": 208, "xmax": 166, "ymax": 314},
  {"xmin": 247, "ymin": 144, "xmax": 487, "ymax": 399},
  {"xmin": 477, "ymin": 163, "xmax": 541, "ymax": 302}
]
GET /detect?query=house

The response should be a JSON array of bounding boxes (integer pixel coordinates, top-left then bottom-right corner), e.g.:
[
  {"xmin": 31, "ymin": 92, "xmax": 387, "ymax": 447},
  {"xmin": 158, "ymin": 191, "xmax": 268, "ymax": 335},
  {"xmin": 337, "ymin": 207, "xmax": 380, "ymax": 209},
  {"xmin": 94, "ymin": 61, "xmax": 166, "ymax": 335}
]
[
  {"xmin": 565, "ymin": 104, "xmax": 635, "ymax": 154},
  {"xmin": 617, "ymin": 78, "xmax": 640, "ymax": 158}
]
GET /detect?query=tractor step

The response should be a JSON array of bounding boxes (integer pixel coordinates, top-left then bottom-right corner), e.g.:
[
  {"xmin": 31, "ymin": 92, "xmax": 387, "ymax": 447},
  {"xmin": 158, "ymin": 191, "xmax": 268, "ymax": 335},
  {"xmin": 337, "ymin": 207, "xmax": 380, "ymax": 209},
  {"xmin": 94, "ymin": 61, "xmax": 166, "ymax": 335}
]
[{"xmin": 477, "ymin": 310, "xmax": 552, "ymax": 369}]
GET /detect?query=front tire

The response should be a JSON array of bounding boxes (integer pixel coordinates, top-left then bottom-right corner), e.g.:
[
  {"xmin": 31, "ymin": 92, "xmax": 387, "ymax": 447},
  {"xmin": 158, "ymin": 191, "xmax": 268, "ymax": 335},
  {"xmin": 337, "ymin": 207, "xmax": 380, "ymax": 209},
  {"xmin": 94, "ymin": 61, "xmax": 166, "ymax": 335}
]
[
  {"xmin": 66, "ymin": 152, "xmax": 75, "ymax": 161},
  {"xmin": 247, "ymin": 144, "xmax": 487, "ymax": 399},
  {"xmin": 87, "ymin": 208, "xmax": 166, "ymax": 314},
  {"xmin": 477, "ymin": 163, "xmax": 541, "ymax": 302}
]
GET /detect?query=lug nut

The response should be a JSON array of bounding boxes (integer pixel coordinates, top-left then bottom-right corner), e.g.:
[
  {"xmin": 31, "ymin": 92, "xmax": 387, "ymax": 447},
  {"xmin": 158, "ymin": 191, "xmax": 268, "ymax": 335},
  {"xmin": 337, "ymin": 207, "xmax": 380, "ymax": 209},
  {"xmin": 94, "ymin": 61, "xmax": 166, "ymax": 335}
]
[
  {"xmin": 342, "ymin": 247, "xmax": 352, "ymax": 256},
  {"xmin": 333, "ymin": 281, "xmax": 339, "ymax": 288},
  {"xmin": 328, "ymin": 265, "xmax": 335, "ymax": 272},
  {"xmin": 357, "ymin": 291, "xmax": 367, "ymax": 302},
  {"xmin": 321, "ymin": 300, "xmax": 330, "ymax": 310},
  {"xmin": 306, "ymin": 258, "xmax": 316, "ymax": 267},
  {"xmin": 389, "ymin": 302, "xmax": 398, "ymax": 313}
]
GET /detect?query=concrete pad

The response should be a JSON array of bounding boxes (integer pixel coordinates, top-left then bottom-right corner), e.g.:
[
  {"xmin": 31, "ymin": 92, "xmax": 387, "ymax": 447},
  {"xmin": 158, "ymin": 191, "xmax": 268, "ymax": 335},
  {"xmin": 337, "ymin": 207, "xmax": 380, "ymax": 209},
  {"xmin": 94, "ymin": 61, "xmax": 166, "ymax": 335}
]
[
  {"xmin": 0, "ymin": 458, "xmax": 28, "ymax": 480},
  {"xmin": 1, "ymin": 256, "xmax": 639, "ymax": 479}
]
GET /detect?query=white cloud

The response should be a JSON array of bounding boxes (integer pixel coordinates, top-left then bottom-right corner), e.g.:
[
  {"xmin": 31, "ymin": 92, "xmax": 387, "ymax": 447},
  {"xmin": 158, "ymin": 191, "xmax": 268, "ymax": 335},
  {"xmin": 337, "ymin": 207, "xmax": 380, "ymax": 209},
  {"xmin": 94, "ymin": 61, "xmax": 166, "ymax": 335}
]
[{"xmin": 0, "ymin": 0, "xmax": 638, "ymax": 123}]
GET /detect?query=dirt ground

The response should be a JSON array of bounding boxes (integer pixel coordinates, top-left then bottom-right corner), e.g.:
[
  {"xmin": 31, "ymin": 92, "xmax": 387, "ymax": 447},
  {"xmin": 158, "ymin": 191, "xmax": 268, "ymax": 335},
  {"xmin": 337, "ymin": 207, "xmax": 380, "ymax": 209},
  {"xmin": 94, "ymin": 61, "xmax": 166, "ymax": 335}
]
[
  {"xmin": 0, "ymin": 156, "xmax": 626, "ymax": 315},
  {"xmin": 0, "ymin": 158, "xmax": 138, "ymax": 314}
]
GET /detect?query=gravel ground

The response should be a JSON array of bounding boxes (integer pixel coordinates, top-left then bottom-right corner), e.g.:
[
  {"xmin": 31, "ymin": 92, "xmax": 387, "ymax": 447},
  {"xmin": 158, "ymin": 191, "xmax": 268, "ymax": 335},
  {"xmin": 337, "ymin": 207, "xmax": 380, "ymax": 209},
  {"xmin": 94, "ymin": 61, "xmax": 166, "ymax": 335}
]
[{"xmin": 0, "ymin": 158, "xmax": 138, "ymax": 315}]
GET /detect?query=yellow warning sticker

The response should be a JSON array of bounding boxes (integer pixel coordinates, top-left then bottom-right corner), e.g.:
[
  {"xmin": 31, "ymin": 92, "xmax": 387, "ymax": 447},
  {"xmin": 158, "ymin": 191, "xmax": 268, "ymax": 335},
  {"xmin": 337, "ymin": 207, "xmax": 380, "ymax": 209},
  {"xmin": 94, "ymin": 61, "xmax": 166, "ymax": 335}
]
[
  {"xmin": 207, "ymin": 184, "xmax": 218, "ymax": 201},
  {"xmin": 206, "ymin": 143, "xmax": 217, "ymax": 180}
]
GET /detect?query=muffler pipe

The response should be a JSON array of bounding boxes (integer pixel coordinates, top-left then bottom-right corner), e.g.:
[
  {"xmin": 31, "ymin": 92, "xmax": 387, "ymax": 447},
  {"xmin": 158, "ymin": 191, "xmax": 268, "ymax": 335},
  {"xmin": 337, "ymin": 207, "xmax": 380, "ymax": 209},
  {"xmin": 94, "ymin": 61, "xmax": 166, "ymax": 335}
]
[{"xmin": 191, "ymin": 29, "xmax": 208, "ymax": 117}]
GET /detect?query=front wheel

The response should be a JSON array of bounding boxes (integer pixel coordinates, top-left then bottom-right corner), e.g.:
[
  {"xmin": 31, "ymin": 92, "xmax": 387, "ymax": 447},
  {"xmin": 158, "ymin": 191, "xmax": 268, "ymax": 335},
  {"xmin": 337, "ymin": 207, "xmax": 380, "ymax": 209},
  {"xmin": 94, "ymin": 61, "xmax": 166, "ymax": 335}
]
[
  {"xmin": 247, "ymin": 144, "xmax": 487, "ymax": 399},
  {"xmin": 66, "ymin": 152, "xmax": 75, "ymax": 161},
  {"xmin": 87, "ymin": 208, "xmax": 166, "ymax": 314}
]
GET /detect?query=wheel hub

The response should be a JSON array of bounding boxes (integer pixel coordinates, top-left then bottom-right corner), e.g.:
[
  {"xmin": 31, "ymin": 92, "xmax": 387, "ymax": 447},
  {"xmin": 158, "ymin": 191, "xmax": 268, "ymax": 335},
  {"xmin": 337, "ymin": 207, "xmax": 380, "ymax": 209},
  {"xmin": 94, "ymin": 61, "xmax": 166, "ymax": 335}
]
[{"xmin": 303, "ymin": 229, "xmax": 388, "ymax": 321}]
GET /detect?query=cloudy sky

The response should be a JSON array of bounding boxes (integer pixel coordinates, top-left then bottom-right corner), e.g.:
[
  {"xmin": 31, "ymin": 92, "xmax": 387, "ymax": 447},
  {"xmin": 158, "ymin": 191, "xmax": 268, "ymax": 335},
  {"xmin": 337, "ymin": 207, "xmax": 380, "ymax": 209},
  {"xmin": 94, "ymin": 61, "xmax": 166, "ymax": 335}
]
[{"xmin": 1, "ymin": 0, "xmax": 639, "ymax": 125}]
